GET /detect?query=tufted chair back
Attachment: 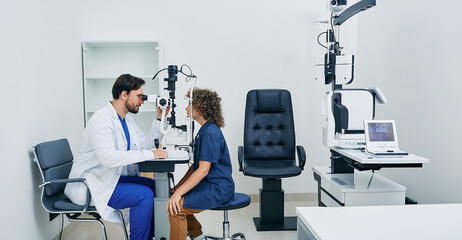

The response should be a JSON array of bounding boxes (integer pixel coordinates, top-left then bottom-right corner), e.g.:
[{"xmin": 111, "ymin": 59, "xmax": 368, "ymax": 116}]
[
  {"xmin": 244, "ymin": 89, "xmax": 295, "ymax": 161},
  {"xmin": 239, "ymin": 90, "xmax": 305, "ymax": 230}
]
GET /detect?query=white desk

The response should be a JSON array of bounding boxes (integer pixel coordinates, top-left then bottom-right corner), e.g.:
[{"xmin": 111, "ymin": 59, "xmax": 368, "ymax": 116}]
[
  {"xmin": 326, "ymin": 148, "xmax": 429, "ymax": 174},
  {"xmin": 314, "ymin": 149, "xmax": 428, "ymax": 207},
  {"xmin": 332, "ymin": 148, "xmax": 429, "ymax": 165},
  {"xmin": 297, "ymin": 204, "xmax": 462, "ymax": 240}
]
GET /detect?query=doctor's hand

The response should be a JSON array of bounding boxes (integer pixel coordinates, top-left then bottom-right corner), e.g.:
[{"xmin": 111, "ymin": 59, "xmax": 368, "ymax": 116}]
[
  {"xmin": 167, "ymin": 193, "xmax": 182, "ymax": 215},
  {"xmin": 156, "ymin": 106, "xmax": 171, "ymax": 120},
  {"xmin": 152, "ymin": 149, "xmax": 168, "ymax": 159}
]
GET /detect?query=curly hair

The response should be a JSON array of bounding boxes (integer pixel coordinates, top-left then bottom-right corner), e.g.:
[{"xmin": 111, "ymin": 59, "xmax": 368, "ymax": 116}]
[{"xmin": 186, "ymin": 88, "xmax": 224, "ymax": 128}]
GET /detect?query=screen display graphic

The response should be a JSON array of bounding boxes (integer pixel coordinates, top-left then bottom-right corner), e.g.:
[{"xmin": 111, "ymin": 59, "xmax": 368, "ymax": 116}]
[{"xmin": 368, "ymin": 123, "xmax": 395, "ymax": 141}]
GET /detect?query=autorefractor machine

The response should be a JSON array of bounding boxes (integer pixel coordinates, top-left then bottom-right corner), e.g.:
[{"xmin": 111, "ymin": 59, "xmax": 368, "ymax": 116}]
[{"xmin": 312, "ymin": 0, "xmax": 428, "ymax": 207}]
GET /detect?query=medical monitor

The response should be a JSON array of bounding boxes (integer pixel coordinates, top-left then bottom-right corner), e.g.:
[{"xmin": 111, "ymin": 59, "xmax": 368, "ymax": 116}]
[{"xmin": 364, "ymin": 120, "xmax": 398, "ymax": 148}]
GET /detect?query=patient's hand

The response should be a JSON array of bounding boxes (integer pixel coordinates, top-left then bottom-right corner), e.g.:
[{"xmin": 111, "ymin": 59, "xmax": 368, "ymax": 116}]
[
  {"xmin": 152, "ymin": 149, "xmax": 168, "ymax": 159},
  {"xmin": 167, "ymin": 193, "xmax": 181, "ymax": 215}
]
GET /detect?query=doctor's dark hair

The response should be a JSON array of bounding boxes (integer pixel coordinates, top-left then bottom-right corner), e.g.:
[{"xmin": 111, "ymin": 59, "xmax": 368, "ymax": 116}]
[
  {"xmin": 186, "ymin": 88, "xmax": 224, "ymax": 128},
  {"xmin": 112, "ymin": 74, "xmax": 145, "ymax": 99}
]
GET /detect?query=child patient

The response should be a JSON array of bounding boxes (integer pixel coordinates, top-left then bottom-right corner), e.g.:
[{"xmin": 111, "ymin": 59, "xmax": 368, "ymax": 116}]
[{"xmin": 166, "ymin": 88, "xmax": 235, "ymax": 240}]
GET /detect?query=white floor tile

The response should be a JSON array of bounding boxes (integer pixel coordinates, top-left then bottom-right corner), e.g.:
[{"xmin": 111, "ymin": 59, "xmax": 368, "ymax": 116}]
[{"xmin": 57, "ymin": 199, "xmax": 317, "ymax": 240}]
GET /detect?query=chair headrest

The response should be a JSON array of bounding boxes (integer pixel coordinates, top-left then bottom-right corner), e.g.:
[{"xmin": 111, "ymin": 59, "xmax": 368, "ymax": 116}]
[
  {"xmin": 35, "ymin": 138, "xmax": 73, "ymax": 169},
  {"xmin": 256, "ymin": 90, "xmax": 283, "ymax": 113}
]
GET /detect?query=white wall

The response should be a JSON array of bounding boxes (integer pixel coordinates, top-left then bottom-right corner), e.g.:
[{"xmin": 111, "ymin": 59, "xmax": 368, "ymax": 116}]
[
  {"xmin": 355, "ymin": 0, "xmax": 462, "ymax": 203},
  {"xmin": 79, "ymin": 0, "xmax": 337, "ymax": 195},
  {"xmin": 11, "ymin": 0, "xmax": 452, "ymax": 238},
  {"xmin": 5, "ymin": 0, "xmax": 460, "ymax": 238},
  {"xmin": 3, "ymin": 1, "xmax": 338, "ymax": 238},
  {"xmin": 0, "ymin": 1, "xmax": 83, "ymax": 239}
]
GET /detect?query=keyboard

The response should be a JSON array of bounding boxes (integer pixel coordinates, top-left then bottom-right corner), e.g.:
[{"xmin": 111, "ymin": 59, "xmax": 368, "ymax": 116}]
[
  {"xmin": 368, "ymin": 150, "xmax": 408, "ymax": 156},
  {"xmin": 366, "ymin": 147, "xmax": 408, "ymax": 156}
]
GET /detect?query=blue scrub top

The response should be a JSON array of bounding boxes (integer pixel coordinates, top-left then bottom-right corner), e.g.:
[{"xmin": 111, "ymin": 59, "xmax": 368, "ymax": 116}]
[
  {"xmin": 117, "ymin": 114, "xmax": 130, "ymax": 150},
  {"xmin": 184, "ymin": 121, "xmax": 235, "ymax": 210}
]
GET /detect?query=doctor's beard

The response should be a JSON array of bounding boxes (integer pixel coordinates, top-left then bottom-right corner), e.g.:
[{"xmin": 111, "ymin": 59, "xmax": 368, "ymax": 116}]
[{"xmin": 126, "ymin": 101, "xmax": 140, "ymax": 114}]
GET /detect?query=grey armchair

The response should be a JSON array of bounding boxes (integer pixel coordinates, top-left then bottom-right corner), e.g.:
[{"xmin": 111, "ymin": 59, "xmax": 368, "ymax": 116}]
[{"xmin": 33, "ymin": 138, "xmax": 128, "ymax": 240}]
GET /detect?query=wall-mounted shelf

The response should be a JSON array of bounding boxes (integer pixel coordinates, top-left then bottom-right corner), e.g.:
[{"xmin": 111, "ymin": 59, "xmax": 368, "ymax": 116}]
[{"xmin": 82, "ymin": 41, "xmax": 162, "ymax": 133}]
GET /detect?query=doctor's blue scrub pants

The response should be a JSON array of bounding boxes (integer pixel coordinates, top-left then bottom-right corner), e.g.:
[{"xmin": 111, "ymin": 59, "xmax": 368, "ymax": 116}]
[{"xmin": 108, "ymin": 176, "xmax": 155, "ymax": 240}]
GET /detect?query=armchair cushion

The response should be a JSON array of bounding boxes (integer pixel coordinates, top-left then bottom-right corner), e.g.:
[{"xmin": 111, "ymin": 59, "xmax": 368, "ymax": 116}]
[
  {"xmin": 256, "ymin": 90, "xmax": 283, "ymax": 113},
  {"xmin": 242, "ymin": 89, "xmax": 304, "ymax": 179},
  {"xmin": 43, "ymin": 162, "xmax": 73, "ymax": 196},
  {"xmin": 244, "ymin": 160, "xmax": 301, "ymax": 178},
  {"xmin": 244, "ymin": 90, "xmax": 295, "ymax": 161},
  {"xmin": 54, "ymin": 199, "xmax": 96, "ymax": 212},
  {"xmin": 35, "ymin": 138, "xmax": 73, "ymax": 169}
]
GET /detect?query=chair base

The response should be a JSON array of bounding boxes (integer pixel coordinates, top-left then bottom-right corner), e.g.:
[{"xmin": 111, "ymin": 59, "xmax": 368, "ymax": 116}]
[
  {"xmin": 205, "ymin": 232, "xmax": 246, "ymax": 240},
  {"xmin": 67, "ymin": 214, "xmax": 108, "ymax": 240},
  {"xmin": 204, "ymin": 208, "xmax": 247, "ymax": 240},
  {"xmin": 65, "ymin": 211, "xmax": 128, "ymax": 240},
  {"xmin": 253, "ymin": 216, "xmax": 297, "ymax": 231}
]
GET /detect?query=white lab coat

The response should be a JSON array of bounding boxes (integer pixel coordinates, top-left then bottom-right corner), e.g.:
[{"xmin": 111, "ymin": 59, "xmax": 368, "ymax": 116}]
[{"xmin": 64, "ymin": 102, "xmax": 164, "ymax": 223}]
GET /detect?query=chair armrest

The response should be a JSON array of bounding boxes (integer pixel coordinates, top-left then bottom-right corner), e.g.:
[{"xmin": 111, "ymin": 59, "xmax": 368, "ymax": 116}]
[
  {"xmin": 296, "ymin": 145, "xmax": 306, "ymax": 170},
  {"xmin": 39, "ymin": 178, "xmax": 91, "ymax": 214},
  {"xmin": 39, "ymin": 178, "xmax": 86, "ymax": 188},
  {"xmin": 238, "ymin": 146, "xmax": 244, "ymax": 172}
]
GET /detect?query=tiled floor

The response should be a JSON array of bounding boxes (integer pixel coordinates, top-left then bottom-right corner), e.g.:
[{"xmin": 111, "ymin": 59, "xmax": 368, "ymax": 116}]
[{"xmin": 56, "ymin": 196, "xmax": 317, "ymax": 240}]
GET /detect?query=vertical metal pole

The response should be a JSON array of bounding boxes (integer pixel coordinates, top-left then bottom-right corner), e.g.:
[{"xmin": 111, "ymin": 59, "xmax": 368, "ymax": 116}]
[
  {"xmin": 154, "ymin": 172, "xmax": 171, "ymax": 240},
  {"xmin": 223, "ymin": 210, "xmax": 230, "ymax": 239}
]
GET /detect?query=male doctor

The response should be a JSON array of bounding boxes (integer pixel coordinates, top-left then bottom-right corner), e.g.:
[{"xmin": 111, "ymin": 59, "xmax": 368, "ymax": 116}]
[{"xmin": 65, "ymin": 74, "xmax": 168, "ymax": 240}]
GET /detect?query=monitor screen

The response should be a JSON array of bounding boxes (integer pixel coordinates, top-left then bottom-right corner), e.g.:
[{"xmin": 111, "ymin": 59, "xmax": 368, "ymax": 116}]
[{"xmin": 367, "ymin": 122, "xmax": 395, "ymax": 141}]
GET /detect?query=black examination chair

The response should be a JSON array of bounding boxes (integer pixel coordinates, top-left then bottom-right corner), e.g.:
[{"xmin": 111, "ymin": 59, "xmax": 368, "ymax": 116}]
[{"xmin": 238, "ymin": 89, "xmax": 306, "ymax": 231}]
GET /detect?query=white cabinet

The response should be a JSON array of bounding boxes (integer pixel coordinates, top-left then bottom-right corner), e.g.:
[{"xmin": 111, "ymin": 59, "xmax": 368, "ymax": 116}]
[
  {"xmin": 313, "ymin": 166, "xmax": 406, "ymax": 207},
  {"xmin": 82, "ymin": 41, "xmax": 162, "ymax": 133}
]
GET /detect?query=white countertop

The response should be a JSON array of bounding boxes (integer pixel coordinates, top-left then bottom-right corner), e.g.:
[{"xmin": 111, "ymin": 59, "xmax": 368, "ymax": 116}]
[
  {"xmin": 331, "ymin": 148, "xmax": 429, "ymax": 164},
  {"xmin": 312, "ymin": 166, "xmax": 405, "ymax": 193},
  {"xmin": 297, "ymin": 204, "xmax": 462, "ymax": 240}
]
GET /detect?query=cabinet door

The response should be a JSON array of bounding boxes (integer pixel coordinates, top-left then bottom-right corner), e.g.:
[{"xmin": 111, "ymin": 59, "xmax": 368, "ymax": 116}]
[{"xmin": 82, "ymin": 41, "xmax": 161, "ymax": 133}]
